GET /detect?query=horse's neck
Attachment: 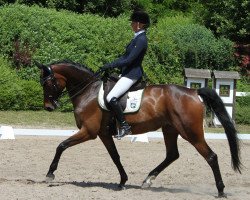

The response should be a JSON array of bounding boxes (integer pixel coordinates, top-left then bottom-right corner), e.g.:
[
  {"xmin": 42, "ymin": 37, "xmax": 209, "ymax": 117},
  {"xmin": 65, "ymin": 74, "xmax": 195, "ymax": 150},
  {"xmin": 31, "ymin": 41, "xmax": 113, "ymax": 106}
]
[
  {"xmin": 70, "ymin": 81, "xmax": 101, "ymax": 111},
  {"xmin": 58, "ymin": 67, "xmax": 98, "ymax": 98},
  {"xmin": 54, "ymin": 65, "xmax": 91, "ymax": 86}
]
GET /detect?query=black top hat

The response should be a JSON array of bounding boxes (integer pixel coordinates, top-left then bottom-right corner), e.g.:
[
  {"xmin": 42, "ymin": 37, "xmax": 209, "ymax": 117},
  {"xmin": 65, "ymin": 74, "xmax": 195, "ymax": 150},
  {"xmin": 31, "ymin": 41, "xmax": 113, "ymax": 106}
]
[{"xmin": 130, "ymin": 11, "xmax": 150, "ymax": 25}]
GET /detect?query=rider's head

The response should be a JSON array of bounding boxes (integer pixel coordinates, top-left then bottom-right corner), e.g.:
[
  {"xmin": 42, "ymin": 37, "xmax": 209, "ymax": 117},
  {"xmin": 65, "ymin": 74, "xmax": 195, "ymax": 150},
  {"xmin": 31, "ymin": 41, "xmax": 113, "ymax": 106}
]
[{"xmin": 130, "ymin": 10, "xmax": 150, "ymax": 32}]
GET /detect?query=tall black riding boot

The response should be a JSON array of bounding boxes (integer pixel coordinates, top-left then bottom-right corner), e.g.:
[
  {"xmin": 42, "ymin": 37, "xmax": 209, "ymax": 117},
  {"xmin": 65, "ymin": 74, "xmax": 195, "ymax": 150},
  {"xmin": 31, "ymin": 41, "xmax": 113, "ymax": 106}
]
[{"xmin": 108, "ymin": 97, "xmax": 132, "ymax": 139}]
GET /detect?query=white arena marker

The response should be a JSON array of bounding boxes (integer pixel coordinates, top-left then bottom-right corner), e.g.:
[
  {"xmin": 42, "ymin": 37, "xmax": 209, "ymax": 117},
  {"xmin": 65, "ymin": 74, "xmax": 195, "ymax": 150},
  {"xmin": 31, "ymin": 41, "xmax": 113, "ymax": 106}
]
[
  {"xmin": 0, "ymin": 126, "xmax": 15, "ymax": 139},
  {"xmin": 130, "ymin": 134, "xmax": 149, "ymax": 143}
]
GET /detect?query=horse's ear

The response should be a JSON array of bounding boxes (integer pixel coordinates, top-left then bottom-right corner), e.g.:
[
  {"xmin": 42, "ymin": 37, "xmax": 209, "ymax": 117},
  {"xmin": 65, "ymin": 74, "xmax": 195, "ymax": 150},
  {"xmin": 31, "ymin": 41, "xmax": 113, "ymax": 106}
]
[
  {"xmin": 34, "ymin": 61, "xmax": 53, "ymax": 77},
  {"xmin": 34, "ymin": 60, "xmax": 46, "ymax": 70}
]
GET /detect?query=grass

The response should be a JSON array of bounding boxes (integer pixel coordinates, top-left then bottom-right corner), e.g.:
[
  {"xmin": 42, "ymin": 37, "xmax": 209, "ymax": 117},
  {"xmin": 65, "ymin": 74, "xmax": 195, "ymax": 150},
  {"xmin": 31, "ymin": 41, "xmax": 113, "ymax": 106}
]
[
  {"xmin": 0, "ymin": 111, "xmax": 249, "ymax": 133},
  {"xmin": 205, "ymin": 124, "xmax": 250, "ymax": 134},
  {"xmin": 0, "ymin": 110, "xmax": 76, "ymax": 129}
]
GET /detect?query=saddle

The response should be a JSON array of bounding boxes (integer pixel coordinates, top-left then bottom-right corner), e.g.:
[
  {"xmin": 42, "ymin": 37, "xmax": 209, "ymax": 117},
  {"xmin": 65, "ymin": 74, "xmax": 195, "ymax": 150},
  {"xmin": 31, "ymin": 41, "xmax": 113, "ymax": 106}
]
[{"xmin": 98, "ymin": 73, "xmax": 146, "ymax": 113}]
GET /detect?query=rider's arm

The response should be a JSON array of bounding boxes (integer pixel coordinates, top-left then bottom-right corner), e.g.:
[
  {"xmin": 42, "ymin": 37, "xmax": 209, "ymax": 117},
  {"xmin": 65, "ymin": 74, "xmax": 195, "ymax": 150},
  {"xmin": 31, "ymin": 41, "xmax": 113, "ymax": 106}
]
[{"xmin": 104, "ymin": 37, "xmax": 147, "ymax": 69}]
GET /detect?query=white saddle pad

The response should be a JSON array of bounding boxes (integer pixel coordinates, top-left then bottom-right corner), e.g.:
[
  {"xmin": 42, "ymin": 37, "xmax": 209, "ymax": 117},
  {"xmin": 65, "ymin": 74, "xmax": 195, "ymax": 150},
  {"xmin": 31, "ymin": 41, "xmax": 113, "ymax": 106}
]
[{"xmin": 98, "ymin": 83, "xmax": 144, "ymax": 113}]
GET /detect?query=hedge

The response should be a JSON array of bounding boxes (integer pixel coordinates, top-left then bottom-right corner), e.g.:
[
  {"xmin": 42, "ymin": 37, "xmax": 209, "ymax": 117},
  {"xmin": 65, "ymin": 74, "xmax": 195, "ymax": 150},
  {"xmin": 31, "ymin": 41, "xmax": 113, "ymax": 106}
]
[
  {"xmin": 0, "ymin": 4, "xmax": 132, "ymax": 67},
  {"xmin": 0, "ymin": 4, "xmax": 247, "ymax": 117},
  {"xmin": 2, "ymin": 52, "xmax": 248, "ymax": 124},
  {"xmin": 236, "ymin": 95, "xmax": 250, "ymax": 124},
  {"xmin": 0, "ymin": 56, "xmax": 42, "ymax": 110},
  {"xmin": 0, "ymin": 4, "xmax": 237, "ymax": 84}
]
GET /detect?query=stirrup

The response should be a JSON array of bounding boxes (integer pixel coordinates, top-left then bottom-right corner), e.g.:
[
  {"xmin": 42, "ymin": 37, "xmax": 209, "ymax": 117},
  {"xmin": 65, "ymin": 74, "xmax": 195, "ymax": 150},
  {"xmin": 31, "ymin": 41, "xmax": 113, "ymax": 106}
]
[{"xmin": 114, "ymin": 125, "xmax": 132, "ymax": 140}]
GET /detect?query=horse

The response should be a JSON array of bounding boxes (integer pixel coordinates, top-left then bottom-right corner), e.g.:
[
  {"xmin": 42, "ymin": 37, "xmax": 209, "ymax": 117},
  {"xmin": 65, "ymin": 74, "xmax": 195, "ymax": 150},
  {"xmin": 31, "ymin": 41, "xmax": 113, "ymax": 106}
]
[{"xmin": 35, "ymin": 60, "xmax": 241, "ymax": 197}]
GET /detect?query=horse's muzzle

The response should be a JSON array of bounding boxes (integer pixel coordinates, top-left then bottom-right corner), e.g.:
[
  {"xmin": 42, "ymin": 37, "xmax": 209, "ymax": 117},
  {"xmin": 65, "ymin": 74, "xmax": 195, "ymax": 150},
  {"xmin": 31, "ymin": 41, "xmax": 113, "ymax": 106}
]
[
  {"xmin": 44, "ymin": 101, "xmax": 57, "ymax": 112},
  {"xmin": 45, "ymin": 106, "xmax": 55, "ymax": 112}
]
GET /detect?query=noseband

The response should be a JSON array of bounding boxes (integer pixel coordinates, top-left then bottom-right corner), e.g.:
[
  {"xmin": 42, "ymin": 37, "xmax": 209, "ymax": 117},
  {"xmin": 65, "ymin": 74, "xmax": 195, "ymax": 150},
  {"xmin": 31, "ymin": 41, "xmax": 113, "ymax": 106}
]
[{"xmin": 40, "ymin": 67, "xmax": 61, "ymax": 107}]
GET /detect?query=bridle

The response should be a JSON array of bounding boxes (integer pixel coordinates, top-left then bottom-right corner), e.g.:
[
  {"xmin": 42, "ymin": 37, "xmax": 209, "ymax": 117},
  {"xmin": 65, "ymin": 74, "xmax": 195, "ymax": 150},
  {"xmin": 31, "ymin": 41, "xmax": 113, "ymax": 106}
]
[
  {"xmin": 40, "ymin": 66, "xmax": 101, "ymax": 107},
  {"xmin": 40, "ymin": 67, "xmax": 61, "ymax": 107}
]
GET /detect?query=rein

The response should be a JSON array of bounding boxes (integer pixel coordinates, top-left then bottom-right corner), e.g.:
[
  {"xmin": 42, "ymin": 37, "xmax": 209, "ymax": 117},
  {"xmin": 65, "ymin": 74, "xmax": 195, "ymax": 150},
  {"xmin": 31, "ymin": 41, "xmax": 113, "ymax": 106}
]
[
  {"xmin": 60, "ymin": 77, "xmax": 100, "ymax": 105},
  {"xmin": 41, "ymin": 69, "xmax": 101, "ymax": 107}
]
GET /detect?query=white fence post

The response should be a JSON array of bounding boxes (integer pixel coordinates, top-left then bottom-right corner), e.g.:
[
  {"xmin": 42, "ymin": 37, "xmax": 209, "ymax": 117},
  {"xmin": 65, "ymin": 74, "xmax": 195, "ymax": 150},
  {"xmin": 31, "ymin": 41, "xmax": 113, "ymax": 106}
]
[{"xmin": 0, "ymin": 126, "xmax": 15, "ymax": 139}]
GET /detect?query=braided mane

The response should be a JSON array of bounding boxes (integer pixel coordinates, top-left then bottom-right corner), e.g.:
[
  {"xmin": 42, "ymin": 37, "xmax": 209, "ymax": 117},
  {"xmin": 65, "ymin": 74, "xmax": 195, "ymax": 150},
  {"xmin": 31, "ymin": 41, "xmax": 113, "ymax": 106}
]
[{"xmin": 49, "ymin": 59, "xmax": 95, "ymax": 74}]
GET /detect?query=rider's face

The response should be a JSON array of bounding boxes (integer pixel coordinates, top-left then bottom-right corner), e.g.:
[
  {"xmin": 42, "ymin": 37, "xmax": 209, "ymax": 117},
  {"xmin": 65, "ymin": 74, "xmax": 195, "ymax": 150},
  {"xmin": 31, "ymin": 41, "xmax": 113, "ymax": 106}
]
[{"xmin": 131, "ymin": 21, "xmax": 139, "ymax": 32}]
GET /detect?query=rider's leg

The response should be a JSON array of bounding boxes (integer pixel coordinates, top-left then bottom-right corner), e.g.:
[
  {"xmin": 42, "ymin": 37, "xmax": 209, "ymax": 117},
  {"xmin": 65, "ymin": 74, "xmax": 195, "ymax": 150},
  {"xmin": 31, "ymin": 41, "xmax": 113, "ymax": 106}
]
[
  {"xmin": 107, "ymin": 77, "xmax": 137, "ymax": 102},
  {"xmin": 107, "ymin": 77, "xmax": 137, "ymax": 138},
  {"xmin": 109, "ymin": 97, "xmax": 132, "ymax": 137}
]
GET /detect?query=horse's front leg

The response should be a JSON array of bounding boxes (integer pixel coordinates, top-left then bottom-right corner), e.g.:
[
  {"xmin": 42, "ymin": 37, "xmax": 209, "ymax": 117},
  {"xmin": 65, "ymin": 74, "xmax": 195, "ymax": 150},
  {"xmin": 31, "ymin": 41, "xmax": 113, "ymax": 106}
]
[
  {"xmin": 46, "ymin": 128, "xmax": 96, "ymax": 181},
  {"xmin": 99, "ymin": 134, "xmax": 128, "ymax": 189}
]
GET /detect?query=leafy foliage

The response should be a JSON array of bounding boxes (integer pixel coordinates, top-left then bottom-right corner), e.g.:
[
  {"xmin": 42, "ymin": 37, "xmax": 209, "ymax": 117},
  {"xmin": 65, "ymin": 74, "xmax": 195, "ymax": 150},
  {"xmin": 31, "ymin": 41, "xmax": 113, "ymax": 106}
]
[
  {"xmin": 0, "ymin": 0, "xmax": 133, "ymax": 17},
  {"xmin": 0, "ymin": 56, "xmax": 42, "ymax": 110},
  {"xmin": 147, "ymin": 16, "xmax": 236, "ymax": 83},
  {"xmin": 0, "ymin": 4, "xmax": 131, "ymax": 75},
  {"xmin": 0, "ymin": 4, "xmax": 247, "ymax": 115},
  {"xmin": 1, "ymin": 0, "xmax": 249, "ymax": 45},
  {"xmin": 0, "ymin": 5, "xmax": 236, "ymax": 84},
  {"xmin": 197, "ymin": 0, "xmax": 250, "ymax": 43},
  {"xmin": 236, "ymin": 95, "xmax": 250, "ymax": 124}
]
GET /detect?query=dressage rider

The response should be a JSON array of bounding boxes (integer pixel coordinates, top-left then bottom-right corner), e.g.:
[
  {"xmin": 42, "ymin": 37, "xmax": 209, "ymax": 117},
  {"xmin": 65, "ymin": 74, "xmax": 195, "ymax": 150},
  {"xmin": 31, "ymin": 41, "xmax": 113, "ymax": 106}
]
[{"xmin": 100, "ymin": 10, "xmax": 150, "ymax": 138}]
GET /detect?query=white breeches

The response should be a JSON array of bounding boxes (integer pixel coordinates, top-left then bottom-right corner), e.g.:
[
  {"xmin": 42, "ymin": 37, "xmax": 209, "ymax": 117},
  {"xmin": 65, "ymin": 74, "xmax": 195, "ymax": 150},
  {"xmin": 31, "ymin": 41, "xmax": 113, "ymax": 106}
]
[{"xmin": 106, "ymin": 77, "xmax": 138, "ymax": 102}]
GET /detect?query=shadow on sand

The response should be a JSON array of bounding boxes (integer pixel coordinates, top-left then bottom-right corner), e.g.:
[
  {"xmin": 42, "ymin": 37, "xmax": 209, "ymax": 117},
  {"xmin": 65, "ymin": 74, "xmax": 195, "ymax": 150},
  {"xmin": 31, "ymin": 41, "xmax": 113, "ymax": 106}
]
[{"xmin": 2, "ymin": 178, "xmax": 219, "ymax": 197}]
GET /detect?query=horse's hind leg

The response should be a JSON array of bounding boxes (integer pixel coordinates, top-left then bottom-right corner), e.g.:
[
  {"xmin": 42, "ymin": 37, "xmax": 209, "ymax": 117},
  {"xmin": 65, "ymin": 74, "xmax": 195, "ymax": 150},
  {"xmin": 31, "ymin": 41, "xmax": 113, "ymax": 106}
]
[
  {"xmin": 191, "ymin": 138, "xmax": 226, "ymax": 198},
  {"xmin": 142, "ymin": 125, "xmax": 179, "ymax": 188},
  {"xmin": 46, "ymin": 127, "xmax": 95, "ymax": 181}
]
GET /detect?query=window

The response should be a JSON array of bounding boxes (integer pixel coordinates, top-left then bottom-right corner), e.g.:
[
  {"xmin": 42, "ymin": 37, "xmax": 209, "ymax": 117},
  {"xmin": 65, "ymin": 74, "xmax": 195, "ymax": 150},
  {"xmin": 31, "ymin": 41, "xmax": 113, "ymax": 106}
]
[
  {"xmin": 190, "ymin": 82, "xmax": 202, "ymax": 89},
  {"xmin": 219, "ymin": 85, "xmax": 230, "ymax": 97}
]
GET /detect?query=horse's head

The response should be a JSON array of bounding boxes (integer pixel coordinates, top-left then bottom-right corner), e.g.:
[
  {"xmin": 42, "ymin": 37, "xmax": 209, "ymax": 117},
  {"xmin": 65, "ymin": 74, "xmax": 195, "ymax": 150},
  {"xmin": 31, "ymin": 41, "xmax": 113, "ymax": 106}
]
[{"xmin": 35, "ymin": 61, "xmax": 66, "ymax": 111}]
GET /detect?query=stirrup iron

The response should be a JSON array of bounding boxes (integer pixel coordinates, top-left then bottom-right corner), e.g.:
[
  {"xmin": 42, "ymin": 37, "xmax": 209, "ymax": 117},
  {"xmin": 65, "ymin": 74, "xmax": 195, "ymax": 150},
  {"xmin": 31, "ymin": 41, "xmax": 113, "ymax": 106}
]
[{"xmin": 114, "ymin": 124, "xmax": 132, "ymax": 140}]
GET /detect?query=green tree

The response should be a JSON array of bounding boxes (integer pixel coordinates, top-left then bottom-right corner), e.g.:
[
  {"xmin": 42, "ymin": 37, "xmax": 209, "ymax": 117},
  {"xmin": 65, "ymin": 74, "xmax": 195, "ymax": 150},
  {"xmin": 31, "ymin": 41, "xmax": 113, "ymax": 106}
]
[
  {"xmin": 198, "ymin": 0, "xmax": 250, "ymax": 43},
  {"xmin": 0, "ymin": 0, "xmax": 133, "ymax": 17}
]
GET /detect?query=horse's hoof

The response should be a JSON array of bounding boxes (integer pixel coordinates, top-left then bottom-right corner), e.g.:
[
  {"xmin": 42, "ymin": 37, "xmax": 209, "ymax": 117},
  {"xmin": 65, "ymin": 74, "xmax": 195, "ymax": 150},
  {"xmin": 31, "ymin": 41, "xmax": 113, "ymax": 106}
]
[
  {"xmin": 141, "ymin": 175, "xmax": 155, "ymax": 189},
  {"xmin": 45, "ymin": 174, "xmax": 55, "ymax": 182},
  {"xmin": 118, "ymin": 184, "xmax": 126, "ymax": 190},
  {"xmin": 217, "ymin": 192, "xmax": 227, "ymax": 198},
  {"xmin": 141, "ymin": 181, "xmax": 151, "ymax": 189}
]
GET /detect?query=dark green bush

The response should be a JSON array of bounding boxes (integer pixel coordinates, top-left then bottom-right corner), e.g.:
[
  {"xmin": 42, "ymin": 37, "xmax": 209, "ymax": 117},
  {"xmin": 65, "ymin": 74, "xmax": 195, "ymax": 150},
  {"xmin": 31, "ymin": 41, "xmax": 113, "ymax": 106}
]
[
  {"xmin": 236, "ymin": 95, "xmax": 250, "ymax": 124},
  {"xmin": 0, "ymin": 56, "xmax": 43, "ymax": 110},
  {"xmin": 17, "ymin": 80, "xmax": 43, "ymax": 110},
  {"xmin": 0, "ymin": 4, "xmax": 237, "ymax": 84},
  {"xmin": 172, "ymin": 26, "xmax": 236, "ymax": 71},
  {"xmin": 0, "ymin": 56, "xmax": 22, "ymax": 110},
  {"xmin": 237, "ymin": 77, "xmax": 250, "ymax": 92},
  {"xmin": 146, "ymin": 16, "xmax": 236, "ymax": 83},
  {"xmin": 0, "ymin": 4, "xmax": 245, "ymax": 112},
  {"xmin": 0, "ymin": 0, "xmax": 200, "ymax": 19},
  {"xmin": 152, "ymin": 16, "xmax": 236, "ymax": 70},
  {"xmin": 197, "ymin": 0, "xmax": 250, "ymax": 43},
  {"xmin": 236, "ymin": 94, "xmax": 250, "ymax": 107},
  {"xmin": 0, "ymin": 4, "xmax": 131, "ymax": 74}
]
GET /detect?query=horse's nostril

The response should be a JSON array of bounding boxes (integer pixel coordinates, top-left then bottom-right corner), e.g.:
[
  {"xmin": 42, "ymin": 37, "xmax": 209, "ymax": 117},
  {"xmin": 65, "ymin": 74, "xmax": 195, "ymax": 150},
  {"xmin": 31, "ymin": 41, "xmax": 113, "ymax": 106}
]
[{"xmin": 45, "ymin": 105, "xmax": 55, "ymax": 112}]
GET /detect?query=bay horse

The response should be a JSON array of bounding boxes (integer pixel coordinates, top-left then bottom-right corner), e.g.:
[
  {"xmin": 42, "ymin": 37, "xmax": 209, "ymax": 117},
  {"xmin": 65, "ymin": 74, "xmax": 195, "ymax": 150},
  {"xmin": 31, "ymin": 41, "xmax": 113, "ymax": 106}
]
[{"xmin": 35, "ymin": 60, "xmax": 241, "ymax": 197}]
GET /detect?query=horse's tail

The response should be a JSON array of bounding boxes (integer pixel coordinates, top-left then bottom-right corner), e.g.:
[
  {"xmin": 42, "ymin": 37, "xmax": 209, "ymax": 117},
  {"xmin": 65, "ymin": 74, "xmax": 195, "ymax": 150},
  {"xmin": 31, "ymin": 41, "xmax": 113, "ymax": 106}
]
[{"xmin": 197, "ymin": 87, "xmax": 242, "ymax": 173}]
